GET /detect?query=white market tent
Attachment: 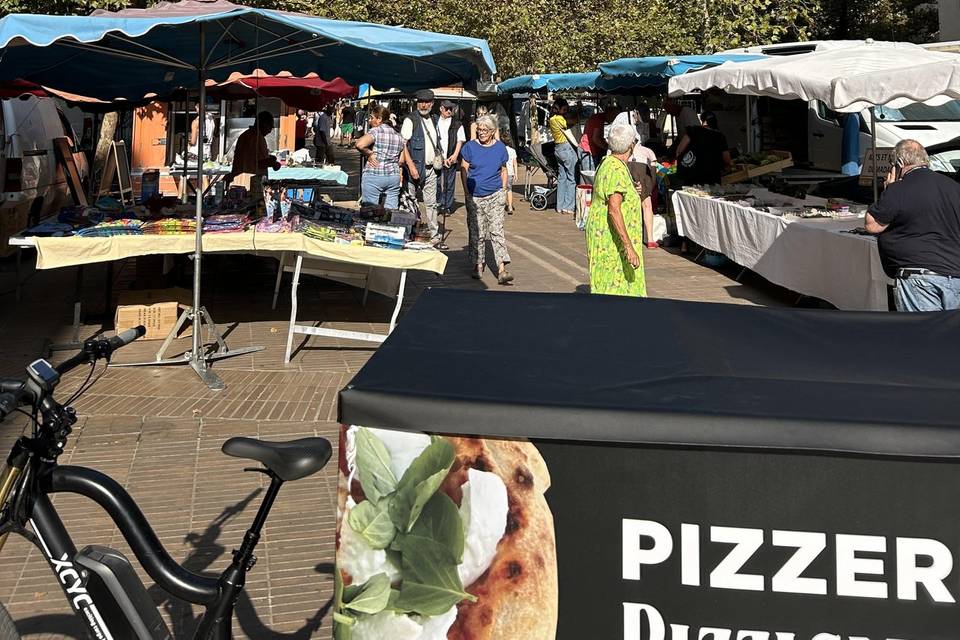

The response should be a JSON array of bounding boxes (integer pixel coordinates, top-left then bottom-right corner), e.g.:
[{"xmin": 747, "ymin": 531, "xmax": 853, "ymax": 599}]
[
  {"xmin": 668, "ymin": 40, "xmax": 960, "ymax": 195},
  {"xmin": 668, "ymin": 40, "xmax": 960, "ymax": 113}
]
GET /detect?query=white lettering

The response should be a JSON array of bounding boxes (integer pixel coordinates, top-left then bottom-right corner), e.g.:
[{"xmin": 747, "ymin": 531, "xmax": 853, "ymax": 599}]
[
  {"xmin": 73, "ymin": 593, "xmax": 93, "ymax": 608},
  {"xmin": 623, "ymin": 602, "xmax": 665, "ymax": 640},
  {"xmin": 623, "ymin": 519, "xmax": 673, "ymax": 581},
  {"xmin": 810, "ymin": 635, "xmax": 840, "ymax": 640},
  {"xmin": 681, "ymin": 524, "xmax": 701, "ymax": 586},
  {"xmin": 896, "ymin": 537, "xmax": 955, "ymax": 603},
  {"xmin": 772, "ymin": 530, "xmax": 828, "ymax": 595},
  {"xmin": 699, "ymin": 628, "xmax": 732, "ymax": 640},
  {"xmin": 671, "ymin": 625, "xmax": 690, "ymax": 640},
  {"xmin": 710, "ymin": 527, "xmax": 764, "ymax": 591},
  {"xmin": 736, "ymin": 633, "xmax": 770, "ymax": 640},
  {"xmin": 836, "ymin": 534, "xmax": 887, "ymax": 599}
]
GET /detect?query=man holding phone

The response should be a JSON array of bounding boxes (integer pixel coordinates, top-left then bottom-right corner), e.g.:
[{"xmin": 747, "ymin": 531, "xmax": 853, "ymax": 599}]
[{"xmin": 865, "ymin": 139, "xmax": 960, "ymax": 311}]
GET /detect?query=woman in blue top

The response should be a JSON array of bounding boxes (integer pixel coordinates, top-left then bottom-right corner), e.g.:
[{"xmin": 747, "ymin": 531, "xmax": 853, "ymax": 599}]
[{"xmin": 461, "ymin": 114, "xmax": 513, "ymax": 285}]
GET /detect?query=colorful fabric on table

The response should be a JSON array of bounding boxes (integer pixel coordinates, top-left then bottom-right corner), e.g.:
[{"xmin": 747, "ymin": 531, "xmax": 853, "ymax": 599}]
[
  {"xmin": 75, "ymin": 219, "xmax": 143, "ymax": 237},
  {"xmin": 203, "ymin": 214, "xmax": 249, "ymax": 234},
  {"xmin": 255, "ymin": 215, "xmax": 299, "ymax": 233},
  {"xmin": 141, "ymin": 218, "xmax": 198, "ymax": 235}
]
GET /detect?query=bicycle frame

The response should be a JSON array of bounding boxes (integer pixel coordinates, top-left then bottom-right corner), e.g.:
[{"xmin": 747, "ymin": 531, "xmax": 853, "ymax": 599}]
[{"xmin": 5, "ymin": 452, "xmax": 283, "ymax": 640}]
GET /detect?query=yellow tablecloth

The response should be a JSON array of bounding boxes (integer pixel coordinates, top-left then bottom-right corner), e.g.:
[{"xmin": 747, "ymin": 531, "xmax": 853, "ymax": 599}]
[{"xmin": 26, "ymin": 230, "xmax": 447, "ymax": 274}]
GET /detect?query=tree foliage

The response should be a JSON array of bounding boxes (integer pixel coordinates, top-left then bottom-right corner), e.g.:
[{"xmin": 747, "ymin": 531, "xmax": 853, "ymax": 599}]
[{"xmin": 0, "ymin": 0, "xmax": 944, "ymax": 78}]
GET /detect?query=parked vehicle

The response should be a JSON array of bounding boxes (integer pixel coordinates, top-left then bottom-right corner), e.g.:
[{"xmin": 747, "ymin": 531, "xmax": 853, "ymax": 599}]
[{"xmin": 1, "ymin": 95, "xmax": 89, "ymax": 252}]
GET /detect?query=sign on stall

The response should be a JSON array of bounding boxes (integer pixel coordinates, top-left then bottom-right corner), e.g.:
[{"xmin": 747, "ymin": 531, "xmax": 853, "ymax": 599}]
[{"xmin": 859, "ymin": 147, "xmax": 895, "ymax": 186}]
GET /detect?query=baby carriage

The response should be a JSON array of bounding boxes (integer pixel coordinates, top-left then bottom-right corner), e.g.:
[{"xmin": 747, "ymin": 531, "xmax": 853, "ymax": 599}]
[{"xmin": 520, "ymin": 142, "xmax": 558, "ymax": 211}]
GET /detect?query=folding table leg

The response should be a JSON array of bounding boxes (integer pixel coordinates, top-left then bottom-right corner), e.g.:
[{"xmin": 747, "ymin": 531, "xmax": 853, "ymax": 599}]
[
  {"xmin": 389, "ymin": 269, "xmax": 407, "ymax": 334},
  {"xmin": 362, "ymin": 266, "xmax": 372, "ymax": 307},
  {"xmin": 284, "ymin": 253, "xmax": 304, "ymax": 364},
  {"xmin": 272, "ymin": 251, "xmax": 287, "ymax": 310}
]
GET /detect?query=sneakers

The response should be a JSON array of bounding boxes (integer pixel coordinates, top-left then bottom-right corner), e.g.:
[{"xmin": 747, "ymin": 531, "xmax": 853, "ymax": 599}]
[{"xmin": 497, "ymin": 269, "xmax": 514, "ymax": 285}]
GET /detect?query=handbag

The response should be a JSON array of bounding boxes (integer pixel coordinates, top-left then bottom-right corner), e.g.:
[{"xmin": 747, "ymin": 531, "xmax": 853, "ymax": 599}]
[{"xmin": 422, "ymin": 115, "xmax": 444, "ymax": 171}]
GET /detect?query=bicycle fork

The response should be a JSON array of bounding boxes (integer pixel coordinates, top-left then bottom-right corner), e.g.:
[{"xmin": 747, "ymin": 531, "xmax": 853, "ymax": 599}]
[{"xmin": 0, "ymin": 439, "xmax": 29, "ymax": 553}]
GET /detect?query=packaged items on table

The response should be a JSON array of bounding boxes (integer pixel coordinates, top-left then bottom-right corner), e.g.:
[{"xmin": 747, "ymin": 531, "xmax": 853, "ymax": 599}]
[
  {"xmin": 203, "ymin": 214, "xmax": 249, "ymax": 233},
  {"xmin": 365, "ymin": 223, "xmax": 407, "ymax": 249},
  {"xmin": 141, "ymin": 218, "xmax": 198, "ymax": 235},
  {"xmin": 75, "ymin": 219, "xmax": 144, "ymax": 237}
]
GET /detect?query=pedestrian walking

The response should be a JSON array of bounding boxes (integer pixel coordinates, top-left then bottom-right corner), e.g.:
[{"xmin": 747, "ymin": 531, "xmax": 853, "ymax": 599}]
[
  {"xmin": 356, "ymin": 106, "xmax": 405, "ymax": 209},
  {"xmin": 401, "ymin": 89, "xmax": 443, "ymax": 244},
  {"xmin": 585, "ymin": 123, "xmax": 645, "ymax": 297},
  {"xmin": 461, "ymin": 114, "xmax": 513, "ymax": 285}
]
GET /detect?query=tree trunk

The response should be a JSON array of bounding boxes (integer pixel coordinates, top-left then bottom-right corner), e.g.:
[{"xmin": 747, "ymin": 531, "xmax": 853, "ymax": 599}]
[{"xmin": 92, "ymin": 111, "xmax": 119, "ymax": 196}]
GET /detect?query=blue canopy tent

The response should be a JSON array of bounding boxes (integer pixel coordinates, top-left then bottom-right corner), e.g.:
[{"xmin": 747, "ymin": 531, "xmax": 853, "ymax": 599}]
[
  {"xmin": 0, "ymin": 0, "xmax": 496, "ymax": 388},
  {"xmin": 497, "ymin": 72, "xmax": 602, "ymax": 94},
  {"xmin": 597, "ymin": 54, "xmax": 765, "ymax": 88}
]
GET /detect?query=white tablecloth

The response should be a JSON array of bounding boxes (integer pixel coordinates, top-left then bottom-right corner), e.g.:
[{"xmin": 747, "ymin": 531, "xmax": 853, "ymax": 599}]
[{"xmin": 673, "ymin": 190, "xmax": 891, "ymax": 311}]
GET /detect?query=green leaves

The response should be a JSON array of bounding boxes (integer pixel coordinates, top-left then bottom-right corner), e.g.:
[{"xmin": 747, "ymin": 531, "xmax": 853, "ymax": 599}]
[
  {"xmin": 389, "ymin": 438, "xmax": 455, "ymax": 534},
  {"xmin": 343, "ymin": 573, "xmax": 392, "ymax": 614},
  {"xmin": 410, "ymin": 492, "xmax": 465, "ymax": 563},
  {"xmin": 337, "ymin": 432, "xmax": 468, "ymax": 631},
  {"xmin": 355, "ymin": 428, "xmax": 397, "ymax": 505},
  {"xmin": 347, "ymin": 500, "xmax": 396, "ymax": 550},
  {"xmin": 394, "ymin": 536, "xmax": 476, "ymax": 616}
]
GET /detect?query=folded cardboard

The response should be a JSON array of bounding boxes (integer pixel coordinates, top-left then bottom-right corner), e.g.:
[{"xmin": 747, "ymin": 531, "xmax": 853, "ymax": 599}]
[{"xmin": 114, "ymin": 288, "xmax": 192, "ymax": 341}]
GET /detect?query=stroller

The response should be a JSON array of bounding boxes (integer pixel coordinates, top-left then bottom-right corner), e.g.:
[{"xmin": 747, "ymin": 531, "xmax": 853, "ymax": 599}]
[{"xmin": 520, "ymin": 142, "xmax": 558, "ymax": 211}]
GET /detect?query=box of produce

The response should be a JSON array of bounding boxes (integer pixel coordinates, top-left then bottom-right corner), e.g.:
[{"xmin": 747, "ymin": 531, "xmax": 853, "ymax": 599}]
[{"xmin": 722, "ymin": 151, "xmax": 793, "ymax": 184}]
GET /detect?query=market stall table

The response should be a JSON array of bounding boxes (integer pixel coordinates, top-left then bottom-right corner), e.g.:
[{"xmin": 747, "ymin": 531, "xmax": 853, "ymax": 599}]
[
  {"xmin": 672, "ymin": 188, "xmax": 891, "ymax": 310},
  {"xmin": 335, "ymin": 288, "xmax": 960, "ymax": 639}
]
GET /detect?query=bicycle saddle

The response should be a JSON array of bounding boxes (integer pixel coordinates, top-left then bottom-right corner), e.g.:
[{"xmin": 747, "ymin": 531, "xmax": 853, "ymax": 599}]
[{"xmin": 222, "ymin": 437, "xmax": 332, "ymax": 482}]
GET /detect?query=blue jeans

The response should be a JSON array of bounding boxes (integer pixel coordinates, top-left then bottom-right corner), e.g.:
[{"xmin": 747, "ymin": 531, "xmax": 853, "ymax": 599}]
[
  {"xmin": 554, "ymin": 142, "xmax": 577, "ymax": 213},
  {"xmin": 438, "ymin": 165, "xmax": 458, "ymax": 212},
  {"xmin": 361, "ymin": 173, "xmax": 401, "ymax": 209},
  {"xmin": 894, "ymin": 273, "xmax": 960, "ymax": 311}
]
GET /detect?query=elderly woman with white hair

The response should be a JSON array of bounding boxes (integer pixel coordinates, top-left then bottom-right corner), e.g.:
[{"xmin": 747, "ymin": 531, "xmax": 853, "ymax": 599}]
[
  {"xmin": 584, "ymin": 123, "xmax": 646, "ymax": 296},
  {"xmin": 460, "ymin": 113, "xmax": 513, "ymax": 285}
]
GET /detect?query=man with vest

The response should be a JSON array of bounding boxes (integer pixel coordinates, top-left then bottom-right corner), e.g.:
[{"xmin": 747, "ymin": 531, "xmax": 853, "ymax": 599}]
[
  {"xmin": 437, "ymin": 100, "xmax": 466, "ymax": 215},
  {"xmin": 401, "ymin": 89, "xmax": 443, "ymax": 244}
]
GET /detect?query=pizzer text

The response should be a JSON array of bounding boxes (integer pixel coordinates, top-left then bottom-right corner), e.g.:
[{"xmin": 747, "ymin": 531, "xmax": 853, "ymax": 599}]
[{"xmin": 621, "ymin": 519, "xmax": 955, "ymax": 602}]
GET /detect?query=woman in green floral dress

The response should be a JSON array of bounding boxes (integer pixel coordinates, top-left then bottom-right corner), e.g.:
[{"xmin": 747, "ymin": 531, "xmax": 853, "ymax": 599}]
[{"xmin": 585, "ymin": 123, "xmax": 646, "ymax": 296}]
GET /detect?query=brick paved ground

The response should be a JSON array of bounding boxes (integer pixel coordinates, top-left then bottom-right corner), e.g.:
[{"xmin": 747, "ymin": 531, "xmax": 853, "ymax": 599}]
[{"xmin": 0, "ymin": 160, "xmax": 790, "ymax": 639}]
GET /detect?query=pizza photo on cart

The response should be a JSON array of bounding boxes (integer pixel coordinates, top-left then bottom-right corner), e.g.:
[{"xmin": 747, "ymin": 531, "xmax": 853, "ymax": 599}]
[{"xmin": 334, "ymin": 426, "xmax": 558, "ymax": 639}]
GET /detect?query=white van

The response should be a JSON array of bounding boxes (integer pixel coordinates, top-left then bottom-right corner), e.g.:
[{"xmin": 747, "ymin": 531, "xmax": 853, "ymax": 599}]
[
  {"xmin": 710, "ymin": 41, "xmax": 960, "ymax": 172},
  {"xmin": 1, "ymin": 95, "xmax": 89, "ymax": 249}
]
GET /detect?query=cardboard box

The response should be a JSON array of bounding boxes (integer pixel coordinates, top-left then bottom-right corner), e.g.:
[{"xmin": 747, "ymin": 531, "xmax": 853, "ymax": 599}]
[{"xmin": 114, "ymin": 288, "xmax": 192, "ymax": 341}]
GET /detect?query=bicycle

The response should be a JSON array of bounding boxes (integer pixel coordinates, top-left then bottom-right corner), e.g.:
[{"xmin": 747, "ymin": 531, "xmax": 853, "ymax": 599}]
[{"xmin": 0, "ymin": 327, "xmax": 333, "ymax": 639}]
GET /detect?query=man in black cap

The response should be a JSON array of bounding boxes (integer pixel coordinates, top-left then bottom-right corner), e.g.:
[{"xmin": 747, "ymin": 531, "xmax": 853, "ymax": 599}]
[
  {"xmin": 436, "ymin": 99, "xmax": 466, "ymax": 215},
  {"xmin": 401, "ymin": 89, "xmax": 442, "ymax": 243}
]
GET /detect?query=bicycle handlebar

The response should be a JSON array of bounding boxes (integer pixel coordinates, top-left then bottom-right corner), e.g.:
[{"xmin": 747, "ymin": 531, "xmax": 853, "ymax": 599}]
[{"xmin": 0, "ymin": 326, "xmax": 146, "ymax": 421}]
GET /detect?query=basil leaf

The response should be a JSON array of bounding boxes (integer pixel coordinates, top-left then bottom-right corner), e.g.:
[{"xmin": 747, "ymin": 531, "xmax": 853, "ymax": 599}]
[
  {"xmin": 355, "ymin": 428, "xmax": 398, "ymax": 505},
  {"xmin": 410, "ymin": 492, "xmax": 464, "ymax": 563},
  {"xmin": 342, "ymin": 583, "xmax": 363, "ymax": 604},
  {"xmin": 389, "ymin": 439, "xmax": 455, "ymax": 532},
  {"xmin": 343, "ymin": 573, "xmax": 392, "ymax": 614},
  {"xmin": 348, "ymin": 499, "xmax": 397, "ymax": 549},
  {"xmin": 394, "ymin": 536, "xmax": 476, "ymax": 616}
]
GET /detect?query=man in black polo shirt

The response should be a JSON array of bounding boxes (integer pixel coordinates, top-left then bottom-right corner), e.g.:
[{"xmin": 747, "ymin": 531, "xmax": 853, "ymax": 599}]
[{"xmin": 865, "ymin": 139, "xmax": 960, "ymax": 311}]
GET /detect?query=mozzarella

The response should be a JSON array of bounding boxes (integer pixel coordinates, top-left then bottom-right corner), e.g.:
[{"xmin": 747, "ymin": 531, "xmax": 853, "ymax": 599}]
[
  {"xmin": 351, "ymin": 611, "xmax": 422, "ymax": 640},
  {"xmin": 416, "ymin": 607, "xmax": 458, "ymax": 639},
  {"xmin": 338, "ymin": 498, "xmax": 400, "ymax": 585},
  {"xmin": 350, "ymin": 426, "xmax": 432, "ymax": 481},
  {"xmin": 457, "ymin": 469, "xmax": 509, "ymax": 587}
]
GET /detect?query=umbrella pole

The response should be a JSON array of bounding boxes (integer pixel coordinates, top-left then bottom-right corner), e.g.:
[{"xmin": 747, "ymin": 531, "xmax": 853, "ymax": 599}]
[
  {"xmin": 870, "ymin": 107, "xmax": 878, "ymax": 201},
  {"xmin": 120, "ymin": 24, "xmax": 264, "ymax": 387}
]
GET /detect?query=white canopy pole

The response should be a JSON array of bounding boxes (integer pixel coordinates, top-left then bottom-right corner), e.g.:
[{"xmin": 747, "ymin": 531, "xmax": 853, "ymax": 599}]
[{"xmin": 192, "ymin": 27, "xmax": 206, "ymax": 377}]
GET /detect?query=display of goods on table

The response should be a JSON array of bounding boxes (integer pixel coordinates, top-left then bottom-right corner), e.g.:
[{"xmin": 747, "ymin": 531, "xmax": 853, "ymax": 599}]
[{"xmin": 722, "ymin": 150, "xmax": 793, "ymax": 184}]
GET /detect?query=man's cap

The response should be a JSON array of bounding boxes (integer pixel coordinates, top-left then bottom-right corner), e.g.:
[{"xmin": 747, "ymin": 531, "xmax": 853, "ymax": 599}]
[
  {"xmin": 415, "ymin": 89, "xmax": 435, "ymax": 102},
  {"xmin": 440, "ymin": 99, "xmax": 456, "ymax": 109}
]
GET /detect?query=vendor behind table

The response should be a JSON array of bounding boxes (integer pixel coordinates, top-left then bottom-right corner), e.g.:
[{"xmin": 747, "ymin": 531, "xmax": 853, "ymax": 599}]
[
  {"xmin": 227, "ymin": 111, "xmax": 281, "ymax": 198},
  {"xmin": 864, "ymin": 138, "xmax": 960, "ymax": 312}
]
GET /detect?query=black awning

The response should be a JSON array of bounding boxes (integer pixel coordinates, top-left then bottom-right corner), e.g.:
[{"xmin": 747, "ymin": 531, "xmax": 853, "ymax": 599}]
[{"xmin": 339, "ymin": 289, "xmax": 960, "ymax": 458}]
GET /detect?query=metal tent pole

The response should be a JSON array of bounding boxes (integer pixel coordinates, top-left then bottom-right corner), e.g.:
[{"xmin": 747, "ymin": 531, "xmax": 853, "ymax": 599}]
[
  {"xmin": 117, "ymin": 22, "xmax": 263, "ymax": 388},
  {"xmin": 870, "ymin": 106, "xmax": 878, "ymax": 201}
]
